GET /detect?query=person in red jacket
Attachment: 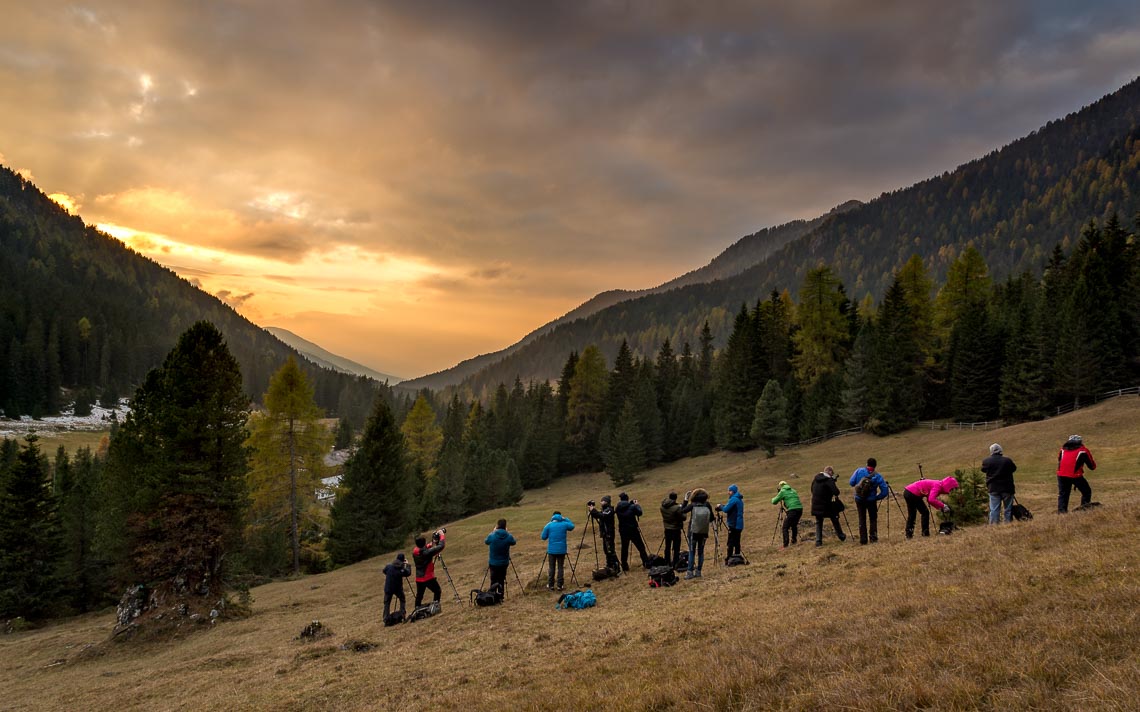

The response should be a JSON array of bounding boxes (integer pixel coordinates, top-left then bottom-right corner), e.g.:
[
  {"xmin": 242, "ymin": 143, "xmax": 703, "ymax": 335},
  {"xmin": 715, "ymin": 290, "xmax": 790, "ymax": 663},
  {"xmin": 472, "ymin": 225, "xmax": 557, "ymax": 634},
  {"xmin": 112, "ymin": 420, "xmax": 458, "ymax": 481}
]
[
  {"xmin": 412, "ymin": 529, "xmax": 446, "ymax": 607},
  {"xmin": 1056, "ymin": 434, "xmax": 1097, "ymax": 513}
]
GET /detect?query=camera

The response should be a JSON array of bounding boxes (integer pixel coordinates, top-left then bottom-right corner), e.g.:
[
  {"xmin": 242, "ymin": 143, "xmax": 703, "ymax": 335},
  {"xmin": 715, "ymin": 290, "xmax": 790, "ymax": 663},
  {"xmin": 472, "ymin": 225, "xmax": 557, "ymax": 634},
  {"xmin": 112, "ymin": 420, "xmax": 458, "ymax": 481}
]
[
  {"xmin": 587, "ymin": 500, "xmax": 595, "ymax": 507},
  {"xmin": 715, "ymin": 504, "xmax": 723, "ymax": 512}
]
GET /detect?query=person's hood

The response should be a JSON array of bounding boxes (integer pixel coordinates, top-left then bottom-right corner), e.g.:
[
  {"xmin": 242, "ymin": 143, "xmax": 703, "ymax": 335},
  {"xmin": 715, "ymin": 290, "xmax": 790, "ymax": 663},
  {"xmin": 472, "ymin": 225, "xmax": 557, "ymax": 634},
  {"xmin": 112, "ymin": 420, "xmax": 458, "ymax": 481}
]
[
  {"xmin": 941, "ymin": 476, "xmax": 959, "ymax": 492},
  {"xmin": 728, "ymin": 484, "xmax": 739, "ymax": 495},
  {"xmin": 490, "ymin": 529, "xmax": 512, "ymax": 540},
  {"xmin": 690, "ymin": 487, "xmax": 709, "ymax": 502},
  {"xmin": 661, "ymin": 497, "xmax": 679, "ymax": 508},
  {"xmin": 778, "ymin": 481, "xmax": 788, "ymax": 489},
  {"xmin": 813, "ymin": 471, "xmax": 831, "ymax": 482},
  {"xmin": 550, "ymin": 513, "xmax": 565, "ymax": 522}
]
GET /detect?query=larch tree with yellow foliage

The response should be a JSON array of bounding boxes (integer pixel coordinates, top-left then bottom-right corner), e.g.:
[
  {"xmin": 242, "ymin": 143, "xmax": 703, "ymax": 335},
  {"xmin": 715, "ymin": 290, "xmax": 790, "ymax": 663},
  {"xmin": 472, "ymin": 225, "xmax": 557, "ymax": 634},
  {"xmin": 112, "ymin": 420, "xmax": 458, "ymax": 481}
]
[{"xmin": 246, "ymin": 357, "xmax": 331, "ymax": 576}]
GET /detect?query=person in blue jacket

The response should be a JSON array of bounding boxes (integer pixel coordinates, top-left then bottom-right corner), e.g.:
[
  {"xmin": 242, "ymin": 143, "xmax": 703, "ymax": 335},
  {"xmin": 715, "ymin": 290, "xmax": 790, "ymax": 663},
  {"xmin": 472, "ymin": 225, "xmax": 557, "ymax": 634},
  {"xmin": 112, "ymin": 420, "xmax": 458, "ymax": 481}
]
[
  {"xmin": 485, "ymin": 518, "xmax": 516, "ymax": 594},
  {"xmin": 849, "ymin": 458, "xmax": 889, "ymax": 545},
  {"xmin": 540, "ymin": 511, "xmax": 575, "ymax": 591},
  {"xmin": 716, "ymin": 484, "xmax": 745, "ymax": 559}
]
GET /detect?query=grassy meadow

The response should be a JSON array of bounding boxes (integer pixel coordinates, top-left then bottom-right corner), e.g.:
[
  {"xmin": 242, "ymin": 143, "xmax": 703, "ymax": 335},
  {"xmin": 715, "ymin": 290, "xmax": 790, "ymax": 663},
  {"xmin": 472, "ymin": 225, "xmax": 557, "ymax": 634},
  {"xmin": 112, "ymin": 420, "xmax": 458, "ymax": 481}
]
[{"xmin": 2, "ymin": 396, "xmax": 1139, "ymax": 710}]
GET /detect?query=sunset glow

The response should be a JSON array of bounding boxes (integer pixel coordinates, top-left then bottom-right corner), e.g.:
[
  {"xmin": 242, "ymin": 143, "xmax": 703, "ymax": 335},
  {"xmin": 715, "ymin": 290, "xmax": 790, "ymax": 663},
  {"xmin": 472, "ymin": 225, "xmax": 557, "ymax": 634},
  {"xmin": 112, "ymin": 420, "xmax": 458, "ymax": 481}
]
[{"xmin": 4, "ymin": 2, "xmax": 1140, "ymax": 377}]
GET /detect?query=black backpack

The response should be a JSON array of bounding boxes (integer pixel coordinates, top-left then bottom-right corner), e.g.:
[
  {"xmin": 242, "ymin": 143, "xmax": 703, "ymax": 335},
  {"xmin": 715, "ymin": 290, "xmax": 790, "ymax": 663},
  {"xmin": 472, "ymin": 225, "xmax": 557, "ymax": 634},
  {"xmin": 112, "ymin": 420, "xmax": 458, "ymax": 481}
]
[
  {"xmin": 408, "ymin": 601, "xmax": 441, "ymax": 622},
  {"xmin": 673, "ymin": 551, "xmax": 689, "ymax": 571},
  {"xmin": 644, "ymin": 554, "xmax": 669, "ymax": 568},
  {"xmin": 470, "ymin": 583, "xmax": 504, "ymax": 607},
  {"xmin": 725, "ymin": 554, "xmax": 749, "ymax": 566},
  {"xmin": 648, "ymin": 565, "xmax": 678, "ymax": 587},
  {"xmin": 1011, "ymin": 498, "xmax": 1033, "ymax": 521},
  {"xmin": 383, "ymin": 610, "xmax": 404, "ymax": 627}
]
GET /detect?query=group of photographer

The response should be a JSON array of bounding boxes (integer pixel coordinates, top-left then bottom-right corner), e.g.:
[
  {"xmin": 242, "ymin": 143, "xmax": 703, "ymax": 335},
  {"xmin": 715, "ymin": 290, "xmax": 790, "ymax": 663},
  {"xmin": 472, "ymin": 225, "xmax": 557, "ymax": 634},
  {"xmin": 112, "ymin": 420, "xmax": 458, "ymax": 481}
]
[{"xmin": 385, "ymin": 435, "xmax": 1097, "ymax": 622}]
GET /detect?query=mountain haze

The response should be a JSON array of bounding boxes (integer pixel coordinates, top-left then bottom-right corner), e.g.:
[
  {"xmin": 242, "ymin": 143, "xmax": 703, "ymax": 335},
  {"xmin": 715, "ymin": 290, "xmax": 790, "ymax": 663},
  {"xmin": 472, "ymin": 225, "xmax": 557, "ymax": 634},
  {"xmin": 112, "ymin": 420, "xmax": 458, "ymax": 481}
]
[
  {"xmin": 441, "ymin": 76, "xmax": 1140, "ymax": 398},
  {"xmin": 265, "ymin": 327, "xmax": 402, "ymax": 384}
]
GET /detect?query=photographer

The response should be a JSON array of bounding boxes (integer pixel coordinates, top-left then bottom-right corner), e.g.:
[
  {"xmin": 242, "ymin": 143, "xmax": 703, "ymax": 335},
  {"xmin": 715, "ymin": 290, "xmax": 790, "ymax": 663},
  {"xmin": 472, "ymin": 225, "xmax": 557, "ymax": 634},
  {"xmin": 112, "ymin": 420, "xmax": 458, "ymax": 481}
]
[
  {"xmin": 588, "ymin": 496, "xmax": 620, "ymax": 572},
  {"xmin": 660, "ymin": 492, "xmax": 686, "ymax": 568},
  {"xmin": 381, "ymin": 552, "xmax": 411, "ymax": 621},
  {"xmin": 485, "ymin": 519, "xmax": 516, "ymax": 592},
  {"xmin": 680, "ymin": 488, "xmax": 713, "ymax": 578},
  {"xmin": 981, "ymin": 444, "xmax": 1017, "ymax": 524},
  {"xmin": 903, "ymin": 476, "xmax": 959, "ymax": 538},
  {"xmin": 810, "ymin": 467, "xmax": 847, "ymax": 547},
  {"xmin": 716, "ymin": 484, "xmax": 745, "ymax": 559},
  {"xmin": 540, "ymin": 511, "xmax": 575, "ymax": 591},
  {"xmin": 412, "ymin": 529, "xmax": 446, "ymax": 607},
  {"xmin": 770, "ymin": 482, "xmax": 803, "ymax": 548},
  {"xmin": 615, "ymin": 492, "xmax": 649, "ymax": 571},
  {"xmin": 849, "ymin": 458, "xmax": 889, "ymax": 544}
]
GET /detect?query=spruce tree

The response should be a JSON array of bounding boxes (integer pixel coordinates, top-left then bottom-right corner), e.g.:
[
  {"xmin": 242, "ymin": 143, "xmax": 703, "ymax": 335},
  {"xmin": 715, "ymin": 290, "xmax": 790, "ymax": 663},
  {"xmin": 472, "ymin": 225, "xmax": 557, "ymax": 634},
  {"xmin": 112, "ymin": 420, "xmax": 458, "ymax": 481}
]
[
  {"xmin": 334, "ymin": 417, "xmax": 354, "ymax": 450},
  {"xmin": 750, "ymin": 380, "xmax": 789, "ymax": 458},
  {"xmin": 714, "ymin": 305, "xmax": 762, "ymax": 450},
  {"xmin": 792, "ymin": 267, "xmax": 850, "ymax": 386},
  {"xmin": 57, "ymin": 446, "xmax": 102, "ymax": 612},
  {"xmin": 328, "ymin": 395, "xmax": 414, "ymax": 565},
  {"xmin": 565, "ymin": 345, "xmax": 608, "ymax": 472},
  {"xmin": 606, "ymin": 399, "xmax": 645, "ymax": 486},
  {"xmin": 0, "ymin": 435, "xmax": 64, "ymax": 619},
  {"xmin": 632, "ymin": 366, "xmax": 664, "ymax": 466}
]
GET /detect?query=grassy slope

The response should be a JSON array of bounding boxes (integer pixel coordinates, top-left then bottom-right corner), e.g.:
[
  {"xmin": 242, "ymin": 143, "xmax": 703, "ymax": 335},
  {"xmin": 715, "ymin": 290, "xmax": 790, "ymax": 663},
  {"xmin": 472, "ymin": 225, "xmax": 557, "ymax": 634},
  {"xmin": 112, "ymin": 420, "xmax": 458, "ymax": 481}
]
[{"xmin": 3, "ymin": 397, "xmax": 1139, "ymax": 711}]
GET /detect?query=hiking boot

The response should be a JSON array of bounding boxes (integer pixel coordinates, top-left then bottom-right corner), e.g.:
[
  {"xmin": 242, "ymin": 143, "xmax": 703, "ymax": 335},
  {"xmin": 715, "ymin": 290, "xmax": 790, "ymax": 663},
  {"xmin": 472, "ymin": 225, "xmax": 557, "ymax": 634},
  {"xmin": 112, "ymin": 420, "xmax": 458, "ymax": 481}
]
[
  {"xmin": 815, "ymin": 541, "xmax": 823, "ymax": 548},
  {"xmin": 556, "ymin": 585, "xmax": 564, "ymax": 592},
  {"xmin": 546, "ymin": 584, "xmax": 554, "ymax": 591},
  {"xmin": 694, "ymin": 570, "xmax": 702, "ymax": 578},
  {"xmin": 684, "ymin": 571, "xmax": 695, "ymax": 580}
]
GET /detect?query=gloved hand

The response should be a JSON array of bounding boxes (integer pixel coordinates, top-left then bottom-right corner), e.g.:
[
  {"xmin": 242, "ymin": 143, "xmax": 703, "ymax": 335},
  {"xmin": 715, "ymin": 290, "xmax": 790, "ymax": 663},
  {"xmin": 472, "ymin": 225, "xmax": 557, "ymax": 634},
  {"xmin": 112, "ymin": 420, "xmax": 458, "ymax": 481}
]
[{"xmin": 942, "ymin": 505, "xmax": 952, "ymax": 515}]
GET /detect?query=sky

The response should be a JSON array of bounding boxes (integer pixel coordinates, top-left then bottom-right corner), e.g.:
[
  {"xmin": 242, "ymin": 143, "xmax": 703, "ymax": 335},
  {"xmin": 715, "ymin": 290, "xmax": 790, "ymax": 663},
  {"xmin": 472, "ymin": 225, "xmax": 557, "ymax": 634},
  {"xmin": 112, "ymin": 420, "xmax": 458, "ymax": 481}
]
[{"xmin": 2, "ymin": 2, "xmax": 1140, "ymax": 379}]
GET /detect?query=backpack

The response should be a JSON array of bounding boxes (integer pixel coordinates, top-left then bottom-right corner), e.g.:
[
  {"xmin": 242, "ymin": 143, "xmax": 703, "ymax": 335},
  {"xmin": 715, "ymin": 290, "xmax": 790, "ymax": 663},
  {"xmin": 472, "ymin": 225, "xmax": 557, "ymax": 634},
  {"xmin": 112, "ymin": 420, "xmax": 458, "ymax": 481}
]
[
  {"xmin": 725, "ymin": 554, "xmax": 749, "ymax": 566},
  {"xmin": 644, "ymin": 554, "xmax": 669, "ymax": 568},
  {"xmin": 937, "ymin": 521, "xmax": 955, "ymax": 535},
  {"xmin": 854, "ymin": 475, "xmax": 876, "ymax": 500},
  {"xmin": 469, "ymin": 583, "xmax": 504, "ymax": 607},
  {"xmin": 1011, "ymin": 499, "xmax": 1033, "ymax": 521},
  {"xmin": 690, "ymin": 504, "xmax": 712, "ymax": 534},
  {"xmin": 648, "ymin": 565, "xmax": 678, "ymax": 588},
  {"xmin": 831, "ymin": 498, "xmax": 846, "ymax": 514},
  {"xmin": 593, "ymin": 566, "xmax": 617, "ymax": 581},
  {"xmin": 407, "ymin": 601, "xmax": 441, "ymax": 622},
  {"xmin": 383, "ymin": 610, "xmax": 404, "ymax": 627},
  {"xmin": 673, "ymin": 551, "xmax": 689, "ymax": 571},
  {"xmin": 556, "ymin": 589, "xmax": 597, "ymax": 610}
]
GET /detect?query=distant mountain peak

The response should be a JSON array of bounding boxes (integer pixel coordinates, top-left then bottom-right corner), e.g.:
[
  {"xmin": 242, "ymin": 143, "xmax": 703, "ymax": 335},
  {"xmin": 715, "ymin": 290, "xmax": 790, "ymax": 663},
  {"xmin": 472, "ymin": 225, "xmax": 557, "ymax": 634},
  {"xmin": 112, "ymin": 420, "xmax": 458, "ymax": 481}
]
[{"xmin": 264, "ymin": 327, "xmax": 401, "ymax": 384}]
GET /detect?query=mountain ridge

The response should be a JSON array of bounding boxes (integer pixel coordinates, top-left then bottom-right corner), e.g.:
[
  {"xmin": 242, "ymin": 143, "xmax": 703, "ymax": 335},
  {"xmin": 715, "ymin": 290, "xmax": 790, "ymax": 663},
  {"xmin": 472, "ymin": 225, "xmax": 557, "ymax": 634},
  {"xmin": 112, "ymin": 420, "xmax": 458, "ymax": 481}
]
[{"xmin": 264, "ymin": 326, "xmax": 402, "ymax": 384}]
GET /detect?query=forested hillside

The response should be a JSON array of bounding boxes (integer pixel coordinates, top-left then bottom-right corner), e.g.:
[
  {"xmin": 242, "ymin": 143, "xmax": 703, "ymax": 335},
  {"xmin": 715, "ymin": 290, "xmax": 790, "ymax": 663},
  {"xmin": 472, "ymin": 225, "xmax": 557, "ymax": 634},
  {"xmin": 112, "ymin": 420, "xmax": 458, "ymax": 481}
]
[
  {"xmin": 451, "ymin": 76, "xmax": 1140, "ymax": 397},
  {"xmin": 0, "ymin": 167, "xmax": 383, "ymax": 423}
]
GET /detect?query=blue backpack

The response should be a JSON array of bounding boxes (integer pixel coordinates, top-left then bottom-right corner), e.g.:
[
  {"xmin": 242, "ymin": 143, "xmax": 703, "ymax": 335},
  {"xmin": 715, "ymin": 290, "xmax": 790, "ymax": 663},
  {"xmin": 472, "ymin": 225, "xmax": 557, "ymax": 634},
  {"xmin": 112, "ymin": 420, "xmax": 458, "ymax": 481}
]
[{"xmin": 556, "ymin": 589, "xmax": 597, "ymax": 610}]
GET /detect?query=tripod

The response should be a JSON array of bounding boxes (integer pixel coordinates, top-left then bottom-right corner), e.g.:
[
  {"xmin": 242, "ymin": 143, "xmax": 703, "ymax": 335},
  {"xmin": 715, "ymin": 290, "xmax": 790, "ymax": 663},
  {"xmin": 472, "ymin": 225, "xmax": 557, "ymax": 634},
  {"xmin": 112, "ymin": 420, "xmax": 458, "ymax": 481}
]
[
  {"xmin": 770, "ymin": 504, "xmax": 786, "ymax": 546},
  {"xmin": 886, "ymin": 485, "xmax": 906, "ymax": 540},
  {"xmin": 436, "ymin": 554, "xmax": 462, "ymax": 604},
  {"xmin": 573, "ymin": 515, "xmax": 601, "ymax": 573},
  {"xmin": 509, "ymin": 558, "xmax": 525, "ymax": 596},
  {"xmin": 712, "ymin": 512, "xmax": 723, "ymax": 566},
  {"xmin": 533, "ymin": 553, "xmax": 548, "ymax": 591}
]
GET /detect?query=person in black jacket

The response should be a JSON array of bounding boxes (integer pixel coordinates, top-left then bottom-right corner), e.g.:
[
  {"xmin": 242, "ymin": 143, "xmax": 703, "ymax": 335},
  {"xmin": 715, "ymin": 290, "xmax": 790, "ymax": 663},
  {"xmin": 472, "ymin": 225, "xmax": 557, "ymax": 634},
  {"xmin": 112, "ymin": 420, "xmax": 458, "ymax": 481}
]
[
  {"xmin": 412, "ymin": 530, "xmax": 446, "ymax": 607},
  {"xmin": 810, "ymin": 467, "xmax": 847, "ymax": 547},
  {"xmin": 588, "ymin": 495, "xmax": 620, "ymax": 572},
  {"xmin": 981, "ymin": 443, "xmax": 1017, "ymax": 524},
  {"xmin": 381, "ymin": 552, "xmax": 411, "ymax": 620},
  {"xmin": 660, "ymin": 492, "xmax": 686, "ymax": 568},
  {"xmin": 615, "ymin": 492, "xmax": 649, "ymax": 571}
]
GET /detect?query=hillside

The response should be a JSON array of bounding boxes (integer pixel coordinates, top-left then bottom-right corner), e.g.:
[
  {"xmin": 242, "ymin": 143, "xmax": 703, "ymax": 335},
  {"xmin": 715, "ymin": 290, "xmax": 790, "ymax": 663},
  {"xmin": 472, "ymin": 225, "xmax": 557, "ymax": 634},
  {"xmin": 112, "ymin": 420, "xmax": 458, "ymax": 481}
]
[
  {"xmin": 445, "ymin": 76, "xmax": 1140, "ymax": 395},
  {"xmin": 264, "ymin": 327, "xmax": 402, "ymax": 384},
  {"xmin": 3, "ymin": 396, "xmax": 1137, "ymax": 710},
  {"xmin": 0, "ymin": 166, "xmax": 383, "ymax": 424},
  {"xmin": 399, "ymin": 205, "xmax": 858, "ymax": 390}
]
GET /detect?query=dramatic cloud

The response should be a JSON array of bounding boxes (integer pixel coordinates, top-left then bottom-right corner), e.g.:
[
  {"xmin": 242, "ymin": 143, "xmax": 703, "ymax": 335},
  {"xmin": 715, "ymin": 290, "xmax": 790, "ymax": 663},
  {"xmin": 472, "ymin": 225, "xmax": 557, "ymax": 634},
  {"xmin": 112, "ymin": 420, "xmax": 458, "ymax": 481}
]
[{"xmin": 3, "ymin": 1, "xmax": 1140, "ymax": 375}]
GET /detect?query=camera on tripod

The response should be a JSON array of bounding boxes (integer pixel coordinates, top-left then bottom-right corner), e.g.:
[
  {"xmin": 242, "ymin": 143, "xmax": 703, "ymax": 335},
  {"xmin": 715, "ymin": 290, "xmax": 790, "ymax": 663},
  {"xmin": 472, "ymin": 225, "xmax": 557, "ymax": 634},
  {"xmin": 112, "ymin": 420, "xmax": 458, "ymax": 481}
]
[
  {"xmin": 587, "ymin": 500, "xmax": 595, "ymax": 508},
  {"xmin": 432, "ymin": 527, "xmax": 445, "ymax": 543}
]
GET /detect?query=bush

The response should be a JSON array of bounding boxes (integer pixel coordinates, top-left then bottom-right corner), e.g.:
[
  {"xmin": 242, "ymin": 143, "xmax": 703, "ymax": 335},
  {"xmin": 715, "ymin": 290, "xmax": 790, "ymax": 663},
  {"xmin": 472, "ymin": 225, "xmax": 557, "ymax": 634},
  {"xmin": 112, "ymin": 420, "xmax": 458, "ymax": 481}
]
[{"xmin": 944, "ymin": 467, "xmax": 987, "ymax": 526}]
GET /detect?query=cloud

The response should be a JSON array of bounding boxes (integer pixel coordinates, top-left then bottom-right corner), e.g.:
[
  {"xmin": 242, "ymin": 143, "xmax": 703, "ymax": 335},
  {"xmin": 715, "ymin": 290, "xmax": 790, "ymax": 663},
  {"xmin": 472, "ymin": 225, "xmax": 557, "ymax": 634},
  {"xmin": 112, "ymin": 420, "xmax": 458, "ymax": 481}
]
[{"xmin": 215, "ymin": 289, "xmax": 255, "ymax": 309}]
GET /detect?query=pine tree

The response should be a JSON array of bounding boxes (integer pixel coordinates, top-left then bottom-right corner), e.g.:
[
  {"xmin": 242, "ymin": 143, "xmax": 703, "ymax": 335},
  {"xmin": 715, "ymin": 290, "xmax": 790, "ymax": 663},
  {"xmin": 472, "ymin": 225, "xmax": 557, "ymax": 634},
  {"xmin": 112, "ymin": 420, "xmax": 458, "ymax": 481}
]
[
  {"xmin": 334, "ymin": 417, "xmax": 354, "ymax": 450},
  {"xmin": 0, "ymin": 435, "xmax": 64, "ymax": 619},
  {"xmin": 56, "ymin": 446, "xmax": 102, "ymax": 611},
  {"xmin": 402, "ymin": 394, "xmax": 443, "ymax": 483},
  {"xmin": 792, "ymin": 267, "xmax": 850, "ymax": 386},
  {"xmin": 948, "ymin": 309, "xmax": 1000, "ymax": 421},
  {"xmin": 714, "ymin": 305, "xmax": 762, "ymax": 450},
  {"xmin": 867, "ymin": 280, "xmax": 923, "ymax": 433},
  {"xmin": 246, "ymin": 356, "xmax": 331, "ymax": 575},
  {"xmin": 632, "ymin": 365, "xmax": 664, "ymax": 465},
  {"xmin": 101, "ymin": 321, "xmax": 249, "ymax": 600},
  {"xmin": 328, "ymin": 396, "xmax": 415, "ymax": 565},
  {"xmin": 565, "ymin": 345, "xmax": 608, "ymax": 472},
  {"xmin": 606, "ymin": 399, "xmax": 645, "ymax": 486},
  {"xmin": 750, "ymin": 380, "xmax": 789, "ymax": 458},
  {"xmin": 607, "ymin": 340, "xmax": 637, "ymax": 425},
  {"xmin": 840, "ymin": 323, "xmax": 874, "ymax": 427}
]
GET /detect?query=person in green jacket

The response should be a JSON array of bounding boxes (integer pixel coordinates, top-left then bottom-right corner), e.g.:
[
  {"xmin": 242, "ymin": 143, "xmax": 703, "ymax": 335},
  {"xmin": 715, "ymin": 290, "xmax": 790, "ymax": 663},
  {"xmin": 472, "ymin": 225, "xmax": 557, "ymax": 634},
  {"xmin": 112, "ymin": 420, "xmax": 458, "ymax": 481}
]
[{"xmin": 771, "ymin": 480, "xmax": 804, "ymax": 548}]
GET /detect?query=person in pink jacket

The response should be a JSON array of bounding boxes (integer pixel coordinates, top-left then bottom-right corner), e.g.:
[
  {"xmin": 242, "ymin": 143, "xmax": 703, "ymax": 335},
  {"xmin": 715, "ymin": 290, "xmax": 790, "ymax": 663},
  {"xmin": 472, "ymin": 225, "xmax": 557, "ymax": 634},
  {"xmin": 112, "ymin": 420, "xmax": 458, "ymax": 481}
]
[{"xmin": 903, "ymin": 476, "xmax": 959, "ymax": 538}]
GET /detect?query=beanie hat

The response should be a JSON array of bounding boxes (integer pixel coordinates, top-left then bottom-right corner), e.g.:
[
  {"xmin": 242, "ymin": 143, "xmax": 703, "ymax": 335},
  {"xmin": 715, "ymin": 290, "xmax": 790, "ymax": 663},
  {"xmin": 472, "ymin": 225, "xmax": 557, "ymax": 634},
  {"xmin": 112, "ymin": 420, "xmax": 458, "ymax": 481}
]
[
  {"xmin": 414, "ymin": 537, "xmax": 426, "ymax": 548},
  {"xmin": 396, "ymin": 552, "xmax": 406, "ymax": 562},
  {"xmin": 601, "ymin": 495, "xmax": 611, "ymax": 504},
  {"xmin": 989, "ymin": 443, "xmax": 1003, "ymax": 455},
  {"xmin": 867, "ymin": 458, "xmax": 877, "ymax": 468},
  {"xmin": 941, "ymin": 476, "xmax": 959, "ymax": 492},
  {"xmin": 1067, "ymin": 434, "xmax": 1082, "ymax": 445},
  {"xmin": 728, "ymin": 484, "xmax": 739, "ymax": 494},
  {"xmin": 778, "ymin": 480, "xmax": 787, "ymax": 488},
  {"xmin": 668, "ymin": 492, "xmax": 677, "ymax": 501},
  {"xmin": 619, "ymin": 492, "xmax": 629, "ymax": 501}
]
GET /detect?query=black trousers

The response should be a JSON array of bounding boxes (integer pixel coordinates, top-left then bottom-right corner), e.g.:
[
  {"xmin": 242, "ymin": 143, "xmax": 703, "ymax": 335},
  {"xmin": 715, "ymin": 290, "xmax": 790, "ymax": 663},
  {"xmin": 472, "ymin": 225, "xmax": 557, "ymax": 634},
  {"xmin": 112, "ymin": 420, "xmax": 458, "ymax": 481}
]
[
  {"xmin": 663, "ymin": 529, "xmax": 683, "ymax": 565},
  {"xmin": 620, "ymin": 530, "xmax": 648, "ymax": 571},
  {"xmin": 489, "ymin": 564, "xmax": 508, "ymax": 591},
  {"xmin": 727, "ymin": 528, "xmax": 742, "ymax": 558},
  {"xmin": 814, "ymin": 514, "xmax": 845, "ymax": 545},
  {"xmin": 904, "ymin": 490, "xmax": 930, "ymax": 538},
  {"xmin": 1057, "ymin": 476, "xmax": 1093, "ymax": 512},
  {"xmin": 601, "ymin": 534, "xmax": 619, "ymax": 569},
  {"xmin": 547, "ymin": 553, "xmax": 565, "ymax": 588},
  {"xmin": 782, "ymin": 509, "xmax": 802, "ymax": 547},
  {"xmin": 856, "ymin": 499, "xmax": 879, "ymax": 544},
  {"xmin": 415, "ymin": 579, "xmax": 441, "ymax": 607},
  {"xmin": 383, "ymin": 589, "xmax": 405, "ymax": 618}
]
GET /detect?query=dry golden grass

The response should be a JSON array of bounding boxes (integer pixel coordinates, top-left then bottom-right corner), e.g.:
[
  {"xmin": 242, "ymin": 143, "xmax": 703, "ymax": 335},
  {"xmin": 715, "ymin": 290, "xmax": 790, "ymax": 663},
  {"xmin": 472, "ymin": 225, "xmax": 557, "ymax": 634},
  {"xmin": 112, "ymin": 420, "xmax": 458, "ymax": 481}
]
[{"xmin": 3, "ymin": 397, "xmax": 1139, "ymax": 711}]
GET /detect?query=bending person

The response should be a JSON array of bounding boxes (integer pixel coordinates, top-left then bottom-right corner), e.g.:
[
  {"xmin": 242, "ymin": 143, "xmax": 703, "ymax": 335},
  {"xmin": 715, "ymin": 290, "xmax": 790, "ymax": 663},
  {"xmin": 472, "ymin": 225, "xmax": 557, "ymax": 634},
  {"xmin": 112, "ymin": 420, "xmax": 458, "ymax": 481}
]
[
  {"xmin": 1056, "ymin": 434, "xmax": 1096, "ymax": 513},
  {"xmin": 771, "ymin": 481, "xmax": 803, "ymax": 548},
  {"xmin": 903, "ymin": 477, "xmax": 959, "ymax": 538},
  {"xmin": 810, "ymin": 467, "xmax": 846, "ymax": 547}
]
